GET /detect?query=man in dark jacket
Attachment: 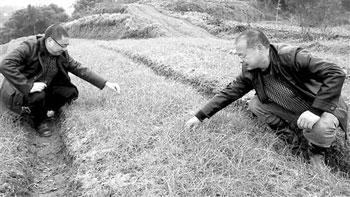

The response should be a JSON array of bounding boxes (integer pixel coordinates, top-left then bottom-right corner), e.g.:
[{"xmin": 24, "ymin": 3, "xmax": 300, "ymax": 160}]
[
  {"xmin": 0, "ymin": 24, "xmax": 121, "ymax": 137},
  {"xmin": 185, "ymin": 29, "xmax": 348, "ymax": 168}
]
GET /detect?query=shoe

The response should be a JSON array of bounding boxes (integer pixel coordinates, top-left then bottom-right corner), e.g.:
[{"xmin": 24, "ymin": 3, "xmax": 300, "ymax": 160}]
[
  {"xmin": 308, "ymin": 143, "xmax": 328, "ymax": 169},
  {"xmin": 309, "ymin": 152, "xmax": 327, "ymax": 169},
  {"xmin": 276, "ymin": 127, "xmax": 299, "ymax": 144},
  {"xmin": 36, "ymin": 122, "xmax": 52, "ymax": 137}
]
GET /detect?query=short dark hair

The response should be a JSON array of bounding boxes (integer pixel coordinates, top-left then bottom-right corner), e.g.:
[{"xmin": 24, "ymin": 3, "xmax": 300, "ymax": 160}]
[
  {"xmin": 44, "ymin": 24, "xmax": 69, "ymax": 40},
  {"xmin": 235, "ymin": 29, "xmax": 270, "ymax": 48}
]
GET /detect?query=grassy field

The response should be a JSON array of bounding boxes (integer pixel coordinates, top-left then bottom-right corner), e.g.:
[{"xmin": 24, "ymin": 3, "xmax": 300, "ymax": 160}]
[
  {"xmin": 60, "ymin": 38, "xmax": 350, "ymax": 196},
  {"xmin": 0, "ymin": 117, "xmax": 32, "ymax": 196},
  {"xmin": 0, "ymin": 37, "xmax": 349, "ymax": 196},
  {"xmin": 1, "ymin": 0, "xmax": 349, "ymax": 195}
]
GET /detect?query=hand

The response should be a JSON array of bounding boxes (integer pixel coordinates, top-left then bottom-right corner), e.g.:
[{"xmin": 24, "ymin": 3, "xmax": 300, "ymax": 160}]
[
  {"xmin": 185, "ymin": 116, "xmax": 201, "ymax": 130},
  {"xmin": 30, "ymin": 82, "xmax": 47, "ymax": 93},
  {"xmin": 105, "ymin": 81, "xmax": 121, "ymax": 94},
  {"xmin": 297, "ymin": 110, "xmax": 321, "ymax": 130}
]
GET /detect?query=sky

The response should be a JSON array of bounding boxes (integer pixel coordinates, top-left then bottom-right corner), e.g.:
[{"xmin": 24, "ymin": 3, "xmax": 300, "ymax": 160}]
[{"xmin": 1, "ymin": 0, "xmax": 76, "ymax": 15}]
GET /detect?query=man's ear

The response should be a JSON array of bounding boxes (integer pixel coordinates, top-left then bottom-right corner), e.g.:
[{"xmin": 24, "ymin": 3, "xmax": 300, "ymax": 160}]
[{"xmin": 256, "ymin": 44, "xmax": 267, "ymax": 54}]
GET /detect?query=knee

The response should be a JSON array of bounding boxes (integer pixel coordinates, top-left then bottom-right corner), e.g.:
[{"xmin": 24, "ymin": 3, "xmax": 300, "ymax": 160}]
[
  {"xmin": 52, "ymin": 86, "xmax": 78, "ymax": 100},
  {"xmin": 303, "ymin": 119, "xmax": 337, "ymax": 147},
  {"xmin": 314, "ymin": 119, "xmax": 337, "ymax": 133},
  {"xmin": 66, "ymin": 87, "xmax": 78, "ymax": 100}
]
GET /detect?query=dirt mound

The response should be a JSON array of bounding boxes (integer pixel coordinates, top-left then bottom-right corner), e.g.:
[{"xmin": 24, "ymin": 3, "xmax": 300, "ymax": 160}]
[
  {"xmin": 63, "ymin": 4, "xmax": 214, "ymax": 40},
  {"xmin": 63, "ymin": 12, "xmax": 167, "ymax": 40},
  {"xmin": 143, "ymin": 0, "xmax": 264, "ymax": 22},
  {"xmin": 126, "ymin": 4, "xmax": 214, "ymax": 38}
]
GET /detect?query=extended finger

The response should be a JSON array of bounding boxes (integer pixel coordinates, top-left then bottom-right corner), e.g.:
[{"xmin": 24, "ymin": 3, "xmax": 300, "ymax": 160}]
[{"xmin": 116, "ymin": 86, "xmax": 121, "ymax": 94}]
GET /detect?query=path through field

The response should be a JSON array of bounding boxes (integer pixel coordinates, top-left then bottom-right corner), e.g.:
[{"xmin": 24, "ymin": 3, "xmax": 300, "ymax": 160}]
[
  {"xmin": 127, "ymin": 4, "xmax": 215, "ymax": 38},
  {"xmin": 27, "ymin": 119, "xmax": 71, "ymax": 197}
]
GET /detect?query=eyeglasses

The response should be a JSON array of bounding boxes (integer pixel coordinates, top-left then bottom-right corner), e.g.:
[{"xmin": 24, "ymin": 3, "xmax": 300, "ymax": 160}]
[
  {"xmin": 51, "ymin": 37, "xmax": 69, "ymax": 48},
  {"xmin": 235, "ymin": 53, "xmax": 248, "ymax": 60}
]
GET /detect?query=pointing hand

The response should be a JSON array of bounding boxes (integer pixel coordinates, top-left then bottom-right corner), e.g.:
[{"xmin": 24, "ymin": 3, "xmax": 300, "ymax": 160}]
[
  {"xmin": 185, "ymin": 116, "xmax": 201, "ymax": 130},
  {"xmin": 105, "ymin": 81, "xmax": 121, "ymax": 94}
]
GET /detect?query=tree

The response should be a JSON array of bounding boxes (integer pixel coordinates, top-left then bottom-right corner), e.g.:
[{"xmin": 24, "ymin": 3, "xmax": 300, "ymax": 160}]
[
  {"xmin": 285, "ymin": 0, "xmax": 346, "ymax": 40},
  {"xmin": 72, "ymin": 0, "xmax": 104, "ymax": 19},
  {"xmin": 0, "ymin": 4, "xmax": 68, "ymax": 44},
  {"xmin": 285, "ymin": 0, "xmax": 345, "ymax": 27},
  {"xmin": 342, "ymin": 0, "xmax": 350, "ymax": 11}
]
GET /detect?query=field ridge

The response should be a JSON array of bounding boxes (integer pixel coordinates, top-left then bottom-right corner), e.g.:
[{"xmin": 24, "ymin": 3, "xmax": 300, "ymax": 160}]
[{"xmin": 100, "ymin": 45, "xmax": 219, "ymax": 97}]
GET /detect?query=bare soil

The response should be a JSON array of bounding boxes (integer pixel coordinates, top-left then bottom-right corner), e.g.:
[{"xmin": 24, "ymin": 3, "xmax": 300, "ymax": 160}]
[{"xmin": 26, "ymin": 118, "xmax": 72, "ymax": 197}]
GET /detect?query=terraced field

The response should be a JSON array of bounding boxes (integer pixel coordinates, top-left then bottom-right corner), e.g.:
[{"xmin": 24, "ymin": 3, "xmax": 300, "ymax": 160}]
[{"xmin": 0, "ymin": 2, "xmax": 349, "ymax": 196}]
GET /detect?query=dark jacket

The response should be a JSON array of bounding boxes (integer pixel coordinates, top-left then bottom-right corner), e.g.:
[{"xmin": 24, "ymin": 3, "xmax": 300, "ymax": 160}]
[
  {"xmin": 0, "ymin": 36, "xmax": 107, "ymax": 115},
  {"xmin": 195, "ymin": 44, "xmax": 348, "ymax": 132}
]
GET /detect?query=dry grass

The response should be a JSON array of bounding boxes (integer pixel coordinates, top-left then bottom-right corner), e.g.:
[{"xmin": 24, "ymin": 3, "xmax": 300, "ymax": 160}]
[{"xmin": 0, "ymin": 116, "xmax": 32, "ymax": 196}]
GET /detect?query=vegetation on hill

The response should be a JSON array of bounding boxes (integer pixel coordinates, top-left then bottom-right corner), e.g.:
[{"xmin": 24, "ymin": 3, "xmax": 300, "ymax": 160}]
[
  {"xmin": 64, "ymin": 12, "xmax": 166, "ymax": 39},
  {"xmin": 63, "ymin": 3, "xmax": 215, "ymax": 39},
  {"xmin": 65, "ymin": 0, "xmax": 350, "ymax": 41},
  {"xmin": 0, "ymin": 6, "xmax": 22, "ymax": 27}
]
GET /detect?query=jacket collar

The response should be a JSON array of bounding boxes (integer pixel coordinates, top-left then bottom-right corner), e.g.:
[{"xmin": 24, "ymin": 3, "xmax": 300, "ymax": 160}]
[{"xmin": 267, "ymin": 44, "xmax": 282, "ymax": 76}]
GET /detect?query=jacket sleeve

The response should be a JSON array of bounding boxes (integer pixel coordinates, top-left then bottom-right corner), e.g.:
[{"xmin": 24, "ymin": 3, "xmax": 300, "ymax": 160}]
[
  {"xmin": 0, "ymin": 42, "xmax": 34, "ymax": 95},
  {"xmin": 195, "ymin": 74, "xmax": 253, "ymax": 121},
  {"xmin": 295, "ymin": 49, "xmax": 346, "ymax": 114},
  {"xmin": 65, "ymin": 52, "xmax": 107, "ymax": 89}
]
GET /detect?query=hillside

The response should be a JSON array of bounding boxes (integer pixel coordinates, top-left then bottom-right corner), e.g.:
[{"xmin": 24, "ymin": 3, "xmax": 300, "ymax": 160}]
[{"xmin": 64, "ymin": 1, "xmax": 350, "ymax": 41}]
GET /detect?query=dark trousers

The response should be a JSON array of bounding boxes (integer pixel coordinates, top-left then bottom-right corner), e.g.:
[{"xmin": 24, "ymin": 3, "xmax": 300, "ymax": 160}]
[
  {"xmin": 248, "ymin": 95, "xmax": 339, "ymax": 148},
  {"xmin": 24, "ymin": 85, "xmax": 78, "ymax": 126}
]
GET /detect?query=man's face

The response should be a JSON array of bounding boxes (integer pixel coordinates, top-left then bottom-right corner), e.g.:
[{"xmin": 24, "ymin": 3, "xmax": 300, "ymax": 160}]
[
  {"xmin": 235, "ymin": 38, "xmax": 263, "ymax": 71},
  {"xmin": 46, "ymin": 36, "xmax": 69, "ymax": 56}
]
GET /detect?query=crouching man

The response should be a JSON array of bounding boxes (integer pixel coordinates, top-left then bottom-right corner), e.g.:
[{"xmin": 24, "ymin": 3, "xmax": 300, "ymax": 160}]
[
  {"xmin": 0, "ymin": 24, "xmax": 120, "ymax": 137},
  {"xmin": 185, "ymin": 29, "xmax": 348, "ymax": 168}
]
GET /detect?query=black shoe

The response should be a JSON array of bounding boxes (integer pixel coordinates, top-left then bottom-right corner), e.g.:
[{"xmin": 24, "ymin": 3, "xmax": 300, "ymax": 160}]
[
  {"xmin": 309, "ymin": 152, "xmax": 327, "ymax": 169},
  {"xmin": 276, "ymin": 127, "xmax": 299, "ymax": 144},
  {"xmin": 36, "ymin": 122, "xmax": 52, "ymax": 137}
]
